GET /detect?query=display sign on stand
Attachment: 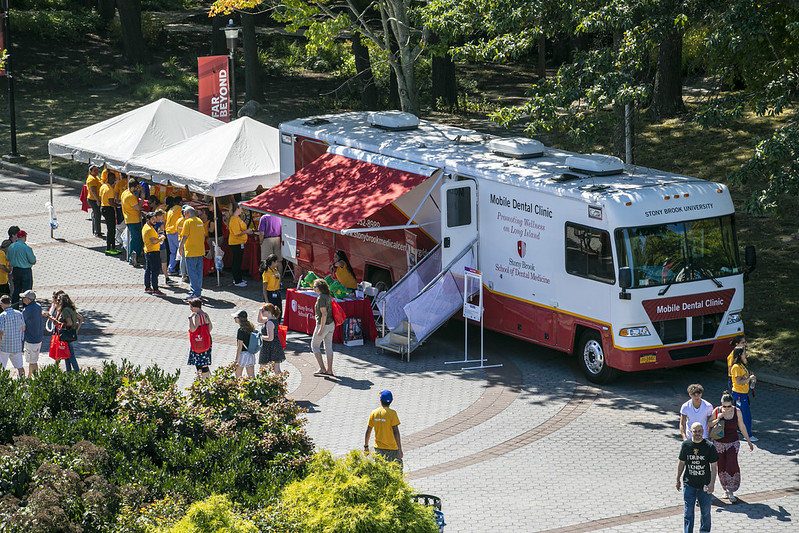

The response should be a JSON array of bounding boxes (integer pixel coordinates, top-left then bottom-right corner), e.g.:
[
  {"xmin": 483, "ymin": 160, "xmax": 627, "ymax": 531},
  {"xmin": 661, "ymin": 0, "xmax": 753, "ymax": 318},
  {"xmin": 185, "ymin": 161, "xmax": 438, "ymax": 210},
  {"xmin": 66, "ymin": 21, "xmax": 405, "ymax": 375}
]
[{"xmin": 445, "ymin": 267, "xmax": 502, "ymax": 370}]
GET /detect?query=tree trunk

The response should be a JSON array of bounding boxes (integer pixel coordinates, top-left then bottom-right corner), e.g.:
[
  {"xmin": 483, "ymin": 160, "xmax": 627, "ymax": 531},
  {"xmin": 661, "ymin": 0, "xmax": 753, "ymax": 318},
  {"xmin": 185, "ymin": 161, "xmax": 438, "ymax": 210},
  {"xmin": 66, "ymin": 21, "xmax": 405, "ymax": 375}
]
[
  {"xmin": 117, "ymin": 0, "xmax": 147, "ymax": 64},
  {"xmin": 351, "ymin": 33, "xmax": 378, "ymax": 110},
  {"xmin": 387, "ymin": 3, "xmax": 420, "ymax": 115},
  {"xmin": 241, "ymin": 12, "xmax": 262, "ymax": 104},
  {"xmin": 650, "ymin": 28, "xmax": 684, "ymax": 119},
  {"xmin": 430, "ymin": 33, "xmax": 457, "ymax": 110},
  {"xmin": 388, "ymin": 39, "xmax": 400, "ymax": 110},
  {"xmin": 97, "ymin": 0, "xmax": 115, "ymax": 22},
  {"xmin": 210, "ymin": 15, "xmax": 228, "ymax": 56},
  {"xmin": 537, "ymin": 34, "xmax": 546, "ymax": 79}
]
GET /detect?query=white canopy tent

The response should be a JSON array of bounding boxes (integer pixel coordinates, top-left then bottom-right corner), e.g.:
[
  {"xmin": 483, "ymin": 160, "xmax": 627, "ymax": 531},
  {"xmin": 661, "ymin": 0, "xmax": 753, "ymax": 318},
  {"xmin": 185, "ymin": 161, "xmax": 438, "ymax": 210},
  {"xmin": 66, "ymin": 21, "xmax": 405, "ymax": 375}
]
[
  {"xmin": 123, "ymin": 116, "xmax": 281, "ymax": 197},
  {"xmin": 48, "ymin": 98, "xmax": 222, "ymax": 170},
  {"xmin": 122, "ymin": 117, "xmax": 282, "ymax": 286}
]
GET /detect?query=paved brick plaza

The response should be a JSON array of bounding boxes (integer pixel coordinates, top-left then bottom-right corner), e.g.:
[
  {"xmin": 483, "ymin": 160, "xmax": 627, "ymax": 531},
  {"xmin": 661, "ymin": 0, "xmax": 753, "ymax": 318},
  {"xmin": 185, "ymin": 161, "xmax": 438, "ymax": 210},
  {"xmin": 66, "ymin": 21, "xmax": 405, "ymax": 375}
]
[{"xmin": 1, "ymin": 167, "xmax": 797, "ymax": 532}]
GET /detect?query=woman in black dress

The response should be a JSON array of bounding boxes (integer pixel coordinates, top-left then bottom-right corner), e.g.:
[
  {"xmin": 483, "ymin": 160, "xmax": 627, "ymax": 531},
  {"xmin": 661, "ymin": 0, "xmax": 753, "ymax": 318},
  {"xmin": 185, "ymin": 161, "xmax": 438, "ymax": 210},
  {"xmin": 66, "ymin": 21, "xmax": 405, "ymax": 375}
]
[{"xmin": 259, "ymin": 303, "xmax": 284, "ymax": 375}]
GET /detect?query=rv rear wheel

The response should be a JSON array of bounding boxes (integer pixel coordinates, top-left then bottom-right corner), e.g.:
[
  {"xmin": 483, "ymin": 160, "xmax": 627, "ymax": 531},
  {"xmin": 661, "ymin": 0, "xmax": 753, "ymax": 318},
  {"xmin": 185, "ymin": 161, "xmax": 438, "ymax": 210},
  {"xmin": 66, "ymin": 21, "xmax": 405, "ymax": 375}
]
[{"xmin": 578, "ymin": 330, "xmax": 618, "ymax": 384}]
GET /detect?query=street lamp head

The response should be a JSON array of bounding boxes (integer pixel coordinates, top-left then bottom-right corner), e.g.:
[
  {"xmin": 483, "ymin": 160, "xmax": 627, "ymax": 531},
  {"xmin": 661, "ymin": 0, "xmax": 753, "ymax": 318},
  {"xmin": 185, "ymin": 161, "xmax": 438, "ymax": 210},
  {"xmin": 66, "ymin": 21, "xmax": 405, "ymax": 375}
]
[{"xmin": 223, "ymin": 19, "xmax": 241, "ymax": 52}]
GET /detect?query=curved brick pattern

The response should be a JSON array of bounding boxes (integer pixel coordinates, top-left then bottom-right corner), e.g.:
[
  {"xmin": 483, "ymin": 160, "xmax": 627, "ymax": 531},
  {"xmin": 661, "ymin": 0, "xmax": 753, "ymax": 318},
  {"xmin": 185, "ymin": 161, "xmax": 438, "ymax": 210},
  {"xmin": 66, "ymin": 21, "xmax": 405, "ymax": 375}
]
[
  {"xmin": 539, "ymin": 486, "xmax": 799, "ymax": 533},
  {"xmin": 403, "ymin": 354, "xmax": 521, "ymax": 451},
  {"xmin": 406, "ymin": 383, "xmax": 598, "ymax": 480}
]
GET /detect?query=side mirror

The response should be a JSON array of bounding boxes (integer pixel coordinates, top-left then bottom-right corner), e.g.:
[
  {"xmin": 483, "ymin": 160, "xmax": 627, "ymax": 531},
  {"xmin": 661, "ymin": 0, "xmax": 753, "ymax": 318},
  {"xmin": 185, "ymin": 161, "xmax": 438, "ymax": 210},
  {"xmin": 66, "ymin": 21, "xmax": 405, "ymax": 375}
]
[
  {"xmin": 619, "ymin": 267, "xmax": 632, "ymax": 300},
  {"xmin": 744, "ymin": 245, "xmax": 756, "ymax": 282}
]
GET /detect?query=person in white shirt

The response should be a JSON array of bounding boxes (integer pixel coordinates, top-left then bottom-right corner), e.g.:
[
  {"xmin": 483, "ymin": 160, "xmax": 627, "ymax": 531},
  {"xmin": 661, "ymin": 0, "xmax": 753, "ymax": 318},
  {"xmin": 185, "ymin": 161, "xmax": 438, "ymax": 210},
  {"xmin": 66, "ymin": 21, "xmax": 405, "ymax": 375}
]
[{"xmin": 679, "ymin": 383, "xmax": 714, "ymax": 440}]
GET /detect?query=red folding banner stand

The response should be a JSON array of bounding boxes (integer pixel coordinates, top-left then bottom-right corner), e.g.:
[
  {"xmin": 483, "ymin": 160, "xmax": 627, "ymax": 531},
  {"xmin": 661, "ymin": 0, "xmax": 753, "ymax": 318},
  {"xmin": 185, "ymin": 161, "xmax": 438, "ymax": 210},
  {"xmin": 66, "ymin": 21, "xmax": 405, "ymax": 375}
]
[{"xmin": 197, "ymin": 55, "xmax": 230, "ymax": 122}]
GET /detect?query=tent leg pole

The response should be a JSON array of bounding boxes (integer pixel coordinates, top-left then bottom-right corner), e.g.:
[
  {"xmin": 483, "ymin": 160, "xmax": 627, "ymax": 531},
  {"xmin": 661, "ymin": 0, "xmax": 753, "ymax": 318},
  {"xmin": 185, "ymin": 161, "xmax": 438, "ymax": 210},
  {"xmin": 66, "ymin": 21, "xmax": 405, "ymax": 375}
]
[
  {"xmin": 49, "ymin": 156, "xmax": 54, "ymax": 240},
  {"xmin": 214, "ymin": 196, "xmax": 220, "ymax": 287}
]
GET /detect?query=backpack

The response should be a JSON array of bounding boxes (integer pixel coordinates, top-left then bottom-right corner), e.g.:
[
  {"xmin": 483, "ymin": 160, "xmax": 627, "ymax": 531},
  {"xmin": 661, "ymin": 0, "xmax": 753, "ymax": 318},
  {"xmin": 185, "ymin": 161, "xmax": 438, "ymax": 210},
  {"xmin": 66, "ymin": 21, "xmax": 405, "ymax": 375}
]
[{"xmin": 247, "ymin": 329, "xmax": 263, "ymax": 354}]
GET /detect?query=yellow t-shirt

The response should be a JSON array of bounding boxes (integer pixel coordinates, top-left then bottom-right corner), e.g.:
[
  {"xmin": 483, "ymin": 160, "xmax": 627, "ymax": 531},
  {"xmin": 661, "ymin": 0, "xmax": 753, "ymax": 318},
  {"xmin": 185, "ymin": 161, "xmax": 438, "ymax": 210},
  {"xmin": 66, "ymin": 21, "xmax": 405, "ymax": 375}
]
[
  {"xmin": 0, "ymin": 250, "xmax": 9, "ymax": 285},
  {"xmin": 86, "ymin": 174, "xmax": 101, "ymax": 201},
  {"xmin": 142, "ymin": 224, "xmax": 161, "ymax": 253},
  {"xmin": 114, "ymin": 179, "xmax": 127, "ymax": 203},
  {"xmin": 334, "ymin": 265, "xmax": 357, "ymax": 290},
  {"xmin": 120, "ymin": 190, "xmax": 141, "ymax": 224},
  {"xmin": 730, "ymin": 363, "xmax": 750, "ymax": 394},
  {"xmin": 99, "ymin": 183, "xmax": 116, "ymax": 207},
  {"xmin": 176, "ymin": 216, "xmax": 186, "ymax": 238},
  {"xmin": 165, "ymin": 205, "xmax": 182, "ymax": 234},
  {"xmin": 228, "ymin": 216, "xmax": 248, "ymax": 246},
  {"xmin": 262, "ymin": 266, "xmax": 280, "ymax": 291},
  {"xmin": 367, "ymin": 406, "xmax": 400, "ymax": 450},
  {"xmin": 182, "ymin": 216, "xmax": 206, "ymax": 258}
]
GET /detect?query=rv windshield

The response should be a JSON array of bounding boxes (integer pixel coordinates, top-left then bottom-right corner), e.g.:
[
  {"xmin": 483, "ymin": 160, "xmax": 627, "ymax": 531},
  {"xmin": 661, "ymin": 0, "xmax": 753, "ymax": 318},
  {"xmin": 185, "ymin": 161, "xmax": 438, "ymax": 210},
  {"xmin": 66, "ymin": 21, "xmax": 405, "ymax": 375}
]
[{"xmin": 615, "ymin": 215, "xmax": 741, "ymax": 288}]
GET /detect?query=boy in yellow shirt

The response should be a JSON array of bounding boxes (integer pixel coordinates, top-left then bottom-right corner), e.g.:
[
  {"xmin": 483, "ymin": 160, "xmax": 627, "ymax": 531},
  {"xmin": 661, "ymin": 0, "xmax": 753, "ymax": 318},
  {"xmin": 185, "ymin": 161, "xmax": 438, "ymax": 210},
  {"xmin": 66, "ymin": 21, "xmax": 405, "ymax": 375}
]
[
  {"xmin": 364, "ymin": 389, "xmax": 403, "ymax": 466},
  {"xmin": 99, "ymin": 172, "xmax": 121, "ymax": 255},
  {"xmin": 142, "ymin": 213, "xmax": 165, "ymax": 295}
]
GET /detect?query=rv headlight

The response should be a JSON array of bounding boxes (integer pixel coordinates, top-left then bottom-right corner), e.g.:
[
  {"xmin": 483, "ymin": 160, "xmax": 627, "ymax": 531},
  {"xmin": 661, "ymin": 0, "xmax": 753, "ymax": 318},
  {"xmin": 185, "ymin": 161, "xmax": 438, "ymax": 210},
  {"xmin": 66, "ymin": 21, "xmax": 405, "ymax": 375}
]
[
  {"xmin": 726, "ymin": 312, "xmax": 742, "ymax": 325},
  {"xmin": 619, "ymin": 326, "xmax": 651, "ymax": 337}
]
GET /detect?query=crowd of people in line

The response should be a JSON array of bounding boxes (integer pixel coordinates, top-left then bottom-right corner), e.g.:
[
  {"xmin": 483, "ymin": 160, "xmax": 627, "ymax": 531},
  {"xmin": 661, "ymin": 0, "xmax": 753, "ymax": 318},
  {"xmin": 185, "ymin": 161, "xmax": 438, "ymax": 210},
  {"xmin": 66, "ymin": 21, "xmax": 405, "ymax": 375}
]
[{"xmin": 677, "ymin": 335, "xmax": 759, "ymax": 533}]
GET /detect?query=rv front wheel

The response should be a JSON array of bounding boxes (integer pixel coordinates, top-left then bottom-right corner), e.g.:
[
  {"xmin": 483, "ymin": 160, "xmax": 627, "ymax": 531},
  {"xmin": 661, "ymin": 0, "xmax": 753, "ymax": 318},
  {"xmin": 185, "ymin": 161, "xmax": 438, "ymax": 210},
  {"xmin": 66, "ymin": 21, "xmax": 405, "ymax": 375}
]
[{"xmin": 579, "ymin": 330, "xmax": 618, "ymax": 384}]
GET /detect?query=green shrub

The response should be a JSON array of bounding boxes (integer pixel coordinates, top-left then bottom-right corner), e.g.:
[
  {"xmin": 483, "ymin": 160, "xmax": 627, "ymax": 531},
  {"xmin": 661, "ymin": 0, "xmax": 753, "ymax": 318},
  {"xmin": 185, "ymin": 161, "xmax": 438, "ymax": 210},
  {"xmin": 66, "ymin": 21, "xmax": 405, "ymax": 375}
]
[
  {"xmin": 165, "ymin": 494, "xmax": 256, "ymax": 533},
  {"xmin": 11, "ymin": 9, "xmax": 103, "ymax": 42},
  {"xmin": 281, "ymin": 451, "xmax": 438, "ymax": 533}
]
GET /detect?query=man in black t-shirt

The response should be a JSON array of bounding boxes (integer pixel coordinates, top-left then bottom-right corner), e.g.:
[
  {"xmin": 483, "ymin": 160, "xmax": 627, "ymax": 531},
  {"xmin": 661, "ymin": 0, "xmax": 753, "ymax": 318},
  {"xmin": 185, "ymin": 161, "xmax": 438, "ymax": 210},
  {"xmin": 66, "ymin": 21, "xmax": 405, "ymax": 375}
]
[{"xmin": 676, "ymin": 422, "xmax": 718, "ymax": 533}]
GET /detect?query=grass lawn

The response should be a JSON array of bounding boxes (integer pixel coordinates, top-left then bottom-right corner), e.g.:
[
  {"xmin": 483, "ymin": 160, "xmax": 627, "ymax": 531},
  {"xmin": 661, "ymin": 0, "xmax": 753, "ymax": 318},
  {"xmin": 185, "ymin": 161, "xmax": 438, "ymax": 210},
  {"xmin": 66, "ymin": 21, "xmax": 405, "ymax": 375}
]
[{"xmin": 0, "ymin": 22, "xmax": 796, "ymax": 379}]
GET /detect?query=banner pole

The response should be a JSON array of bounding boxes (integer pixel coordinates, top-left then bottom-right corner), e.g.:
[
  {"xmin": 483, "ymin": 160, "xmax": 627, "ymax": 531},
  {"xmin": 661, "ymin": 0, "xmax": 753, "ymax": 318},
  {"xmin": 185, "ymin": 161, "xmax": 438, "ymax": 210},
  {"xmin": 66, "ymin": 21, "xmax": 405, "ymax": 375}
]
[
  {"xmin": 49, "ymin": 155, "xmax": 53, "ymax": 239},
  {"xmin": 214, "ymin": 196, "xmax": 220, "ymax": 287}
]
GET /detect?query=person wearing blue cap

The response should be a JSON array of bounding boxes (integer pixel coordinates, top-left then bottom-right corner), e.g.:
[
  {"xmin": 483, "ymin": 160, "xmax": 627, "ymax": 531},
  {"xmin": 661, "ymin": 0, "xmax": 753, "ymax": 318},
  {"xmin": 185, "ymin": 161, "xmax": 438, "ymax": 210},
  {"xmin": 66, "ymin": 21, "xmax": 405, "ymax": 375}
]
[{"xmin": 364, "ymin": 389, "xmax": 403, "ymax": 466}]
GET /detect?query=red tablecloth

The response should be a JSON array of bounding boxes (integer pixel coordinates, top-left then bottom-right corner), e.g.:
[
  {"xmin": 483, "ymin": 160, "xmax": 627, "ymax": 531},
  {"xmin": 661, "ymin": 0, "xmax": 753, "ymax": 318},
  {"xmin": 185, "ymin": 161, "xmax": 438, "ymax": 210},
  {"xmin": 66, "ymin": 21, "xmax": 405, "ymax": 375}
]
[{"xmin": 284, "ymin": 288, "xmax": 379, "ymax": 343}]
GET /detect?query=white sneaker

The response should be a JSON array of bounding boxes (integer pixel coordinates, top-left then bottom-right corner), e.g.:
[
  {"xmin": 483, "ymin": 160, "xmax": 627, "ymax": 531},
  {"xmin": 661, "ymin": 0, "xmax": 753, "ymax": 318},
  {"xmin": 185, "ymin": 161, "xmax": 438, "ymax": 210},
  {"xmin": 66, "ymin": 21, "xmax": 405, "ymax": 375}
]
[
  {"xmin": 234, "ymin": 281, "xmax": 247, "ymax": 287},
  {"xmin": 728, "ymin": 493, "xmax": 737, "ymax": 503},
  {"xmin": 749, "ymin": 436, "xmax": 758, "ymax": 442}
]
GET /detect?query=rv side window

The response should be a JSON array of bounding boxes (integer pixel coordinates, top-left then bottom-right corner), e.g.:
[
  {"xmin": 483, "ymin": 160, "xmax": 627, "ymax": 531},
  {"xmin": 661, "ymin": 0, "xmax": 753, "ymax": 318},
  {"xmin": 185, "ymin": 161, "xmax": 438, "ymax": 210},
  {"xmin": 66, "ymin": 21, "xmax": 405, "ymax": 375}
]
[
  {"xmin": 565, "ymin": 223, "xmax": 615, "ymax": 284},
  {"xmin": 446, "ymin": 187, "xmax": 472, "ymax": 228}
]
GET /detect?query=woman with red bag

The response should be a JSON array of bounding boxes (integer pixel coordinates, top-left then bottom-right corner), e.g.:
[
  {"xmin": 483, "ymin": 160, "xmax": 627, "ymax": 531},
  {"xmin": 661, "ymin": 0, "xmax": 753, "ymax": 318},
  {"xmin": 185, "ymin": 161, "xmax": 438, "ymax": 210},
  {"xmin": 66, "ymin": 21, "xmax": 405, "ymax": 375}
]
[
  {"xmin": 187, "ymin": 298, "xmax": 213, "ymax": 380},
  {"xmin": 258, "ymin": 303, "xmax": 285, "ymax": 376},
  {"xmin": 45, "ymin": 293, "xmax": 83, "ymax": 372}
]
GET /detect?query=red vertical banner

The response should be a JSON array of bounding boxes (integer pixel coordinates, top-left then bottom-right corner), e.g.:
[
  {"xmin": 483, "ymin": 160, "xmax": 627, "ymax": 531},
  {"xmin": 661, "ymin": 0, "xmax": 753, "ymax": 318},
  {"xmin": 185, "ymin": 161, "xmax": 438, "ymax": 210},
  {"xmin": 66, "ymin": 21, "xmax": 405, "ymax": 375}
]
[
  {"xmin": 198, "ymin": 55, "xmax": 230, "ymax": 122},
  {"xmin": 0, "ymin": 13, "xmax": 6, "ymax": 77}
]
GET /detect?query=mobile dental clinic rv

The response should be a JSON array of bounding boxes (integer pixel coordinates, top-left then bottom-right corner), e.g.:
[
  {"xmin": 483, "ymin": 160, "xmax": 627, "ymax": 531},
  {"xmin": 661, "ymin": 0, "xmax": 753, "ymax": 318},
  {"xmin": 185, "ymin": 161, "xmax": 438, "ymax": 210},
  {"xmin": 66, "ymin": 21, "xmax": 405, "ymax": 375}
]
[{"xmin": 243, "ymin": 111, "xmax": 754, "ymax": 383}]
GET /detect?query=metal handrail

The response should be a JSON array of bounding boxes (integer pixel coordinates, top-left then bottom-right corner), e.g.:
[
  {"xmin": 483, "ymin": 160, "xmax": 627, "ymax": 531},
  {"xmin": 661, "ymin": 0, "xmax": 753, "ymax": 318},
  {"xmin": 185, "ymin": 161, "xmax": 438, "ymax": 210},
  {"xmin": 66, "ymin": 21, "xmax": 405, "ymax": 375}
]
[
  {"xmin": 411, "ymin": 237, "xmax": 478, "ymax": 303},
  {"xmin": 375, "ymin": 242, "xmax": 442, "ymax": 306}
]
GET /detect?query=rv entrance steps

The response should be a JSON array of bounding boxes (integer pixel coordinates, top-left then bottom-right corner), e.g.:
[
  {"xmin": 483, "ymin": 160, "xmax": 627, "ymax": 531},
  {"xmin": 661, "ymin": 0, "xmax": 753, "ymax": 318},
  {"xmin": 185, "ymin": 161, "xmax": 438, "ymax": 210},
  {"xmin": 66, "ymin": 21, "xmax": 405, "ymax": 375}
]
[{"xmin": 375, "ymin": 241, "xmax": 477, "ymax": 362}]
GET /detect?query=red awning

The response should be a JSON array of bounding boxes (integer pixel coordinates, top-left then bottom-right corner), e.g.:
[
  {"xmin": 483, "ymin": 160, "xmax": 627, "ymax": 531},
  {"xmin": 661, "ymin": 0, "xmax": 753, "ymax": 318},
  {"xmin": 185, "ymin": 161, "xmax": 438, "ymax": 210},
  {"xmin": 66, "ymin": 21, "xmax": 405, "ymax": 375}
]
[{"xmin": 241, "ymin": 152, "xmax": 433, "ymax": 232}]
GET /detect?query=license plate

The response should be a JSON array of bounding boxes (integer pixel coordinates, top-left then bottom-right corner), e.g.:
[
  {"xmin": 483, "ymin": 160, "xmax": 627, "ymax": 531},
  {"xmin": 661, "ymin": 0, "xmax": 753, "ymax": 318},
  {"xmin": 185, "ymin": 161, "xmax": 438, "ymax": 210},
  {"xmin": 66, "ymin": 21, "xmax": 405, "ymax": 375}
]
[{"xmin": 639, "ymin": 354, "xmax": 657, "ymax": 364}]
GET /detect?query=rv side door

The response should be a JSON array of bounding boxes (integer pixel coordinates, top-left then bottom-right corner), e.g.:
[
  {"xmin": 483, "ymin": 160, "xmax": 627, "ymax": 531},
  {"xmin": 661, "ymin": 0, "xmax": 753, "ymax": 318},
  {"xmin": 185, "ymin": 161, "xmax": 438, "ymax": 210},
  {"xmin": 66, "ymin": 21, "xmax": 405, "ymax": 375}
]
[{"xmin": 440, "ymin": 180, "xmax": 477, "ymax": 267}]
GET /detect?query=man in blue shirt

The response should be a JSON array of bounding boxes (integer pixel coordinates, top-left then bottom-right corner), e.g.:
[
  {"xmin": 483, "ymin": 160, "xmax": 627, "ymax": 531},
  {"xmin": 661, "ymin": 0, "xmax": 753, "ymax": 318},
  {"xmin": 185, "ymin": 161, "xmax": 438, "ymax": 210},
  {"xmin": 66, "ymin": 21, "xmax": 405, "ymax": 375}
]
[
  {"xmin": 6, "ymin": 229, "xmax": 36, "ymax": 307},
  {"xmin": 20, "ymin": 290, "xmax": 43, "ymax": 377},
  {"xmin": 0, "ymin": 294, "xmax": 26, "ymax": 377}
]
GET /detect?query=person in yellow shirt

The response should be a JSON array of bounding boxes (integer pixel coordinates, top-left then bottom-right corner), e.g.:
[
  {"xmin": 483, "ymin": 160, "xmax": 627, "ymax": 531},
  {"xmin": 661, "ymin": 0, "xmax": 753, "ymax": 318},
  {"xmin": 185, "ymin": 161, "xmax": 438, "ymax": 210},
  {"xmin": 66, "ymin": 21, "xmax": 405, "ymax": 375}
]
[
  {"xmin": 729, "ymin": 347, "xmax": 756, "ymax": 441},
  {"xmin": 228, "ymin": 204, "xmax": 252, "ymax": 287},
  {"xmin": 99, "ymin": 172, "xmax": 121, "ymax": 255},
  {"xmin": 175, "ymin": 206, "xmax": 188, "ymax": 282},
  {"xmin": 179, "ymin": 207, "xmax": 206, "ymax": 299},
  {"xmin": 364, "ymin": 389, "xmax": 403, "ymax": 466},
  {"xmin": 331, "ymin": 250, "xmax": 357, "ymax": 290},
  {"xmin": 164, "ymin": 197, "xmax": 183, "ymax": 274},
  {"xmin": 120, "ymin": 178, "xmax": 144, "ymax": 266},
  {"xmin": 86, "ymin": 165, "xmax": 102, "ymax": 237},
  {"xmin": 113, "ymin": 173, "xmax": 128, "ymax": 249},
  {"xmin": 142, "ymin": 212, "xmax": 165, "ymax": 296},
  {"xmin": 0, "ymin": 239, "xmax": 11, "ymax": 298},
  {"xmin": 260, "ymin": 254, "xmax": 282, "ymax": 315}
]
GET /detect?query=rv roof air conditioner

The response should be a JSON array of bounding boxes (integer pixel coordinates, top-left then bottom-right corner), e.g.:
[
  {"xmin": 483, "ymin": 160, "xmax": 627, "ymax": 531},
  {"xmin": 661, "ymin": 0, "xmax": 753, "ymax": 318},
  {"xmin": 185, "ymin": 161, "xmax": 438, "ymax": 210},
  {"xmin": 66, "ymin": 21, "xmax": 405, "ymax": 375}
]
[
  {"xmin": 566, "ymin": 154, "xmax": 624, "ymax": 176},
  {"xmin": 368, "ymin": 111, "xmax": 420, "ymax": 131},
  {"xmin": 488, "ymin": 138, "xmax": 545, "ymax": 159}
]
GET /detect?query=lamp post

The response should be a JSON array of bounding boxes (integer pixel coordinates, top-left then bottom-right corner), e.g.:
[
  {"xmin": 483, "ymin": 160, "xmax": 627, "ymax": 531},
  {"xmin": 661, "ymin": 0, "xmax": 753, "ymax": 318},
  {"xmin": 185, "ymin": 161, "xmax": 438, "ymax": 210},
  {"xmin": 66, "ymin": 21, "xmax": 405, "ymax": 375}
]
[
  {"xmin": 1, "ymin": 0, "xmax": 24, "ymax": 163},
  {"xmin": 222, "ymin": 19, "xmax": 240, "ymax": 120}
]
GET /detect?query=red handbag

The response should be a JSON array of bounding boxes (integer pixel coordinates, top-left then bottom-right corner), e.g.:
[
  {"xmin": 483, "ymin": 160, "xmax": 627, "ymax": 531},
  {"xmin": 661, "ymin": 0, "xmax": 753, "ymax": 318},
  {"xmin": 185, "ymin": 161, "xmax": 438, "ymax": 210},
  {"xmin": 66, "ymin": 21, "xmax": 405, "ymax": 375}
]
[
  {"xmin": 331, "ymin": 300, "xmax": 346, "ymax": 327},
  {"xmin": 189, "ymin": 314, "xmax": 212, "ymax": 352},
  {"xmin": 48, "ymin": 332, "xmax": 71, "ymax": 360},
  {"xmin": 278, "ymin": 324, "xmax": 287, "ymax": 349}
]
